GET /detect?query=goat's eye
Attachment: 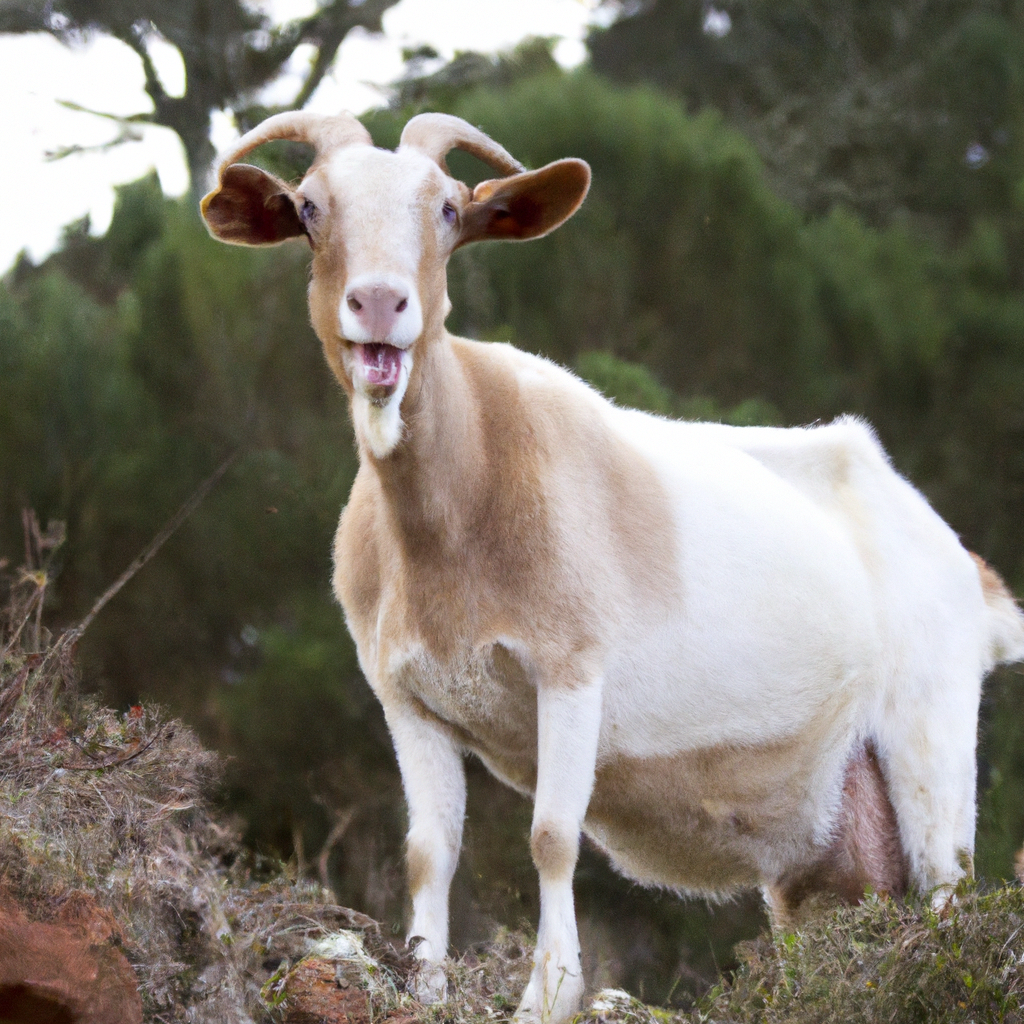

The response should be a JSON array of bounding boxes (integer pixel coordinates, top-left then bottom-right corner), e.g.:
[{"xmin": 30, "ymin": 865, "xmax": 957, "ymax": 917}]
[
  {"xmin": 299, "ymin": 198, "xmax": 318, "ymax": 226},
  {"xmin": 442, "ymin": 201, "xmax": 457, "ymax": 226}
]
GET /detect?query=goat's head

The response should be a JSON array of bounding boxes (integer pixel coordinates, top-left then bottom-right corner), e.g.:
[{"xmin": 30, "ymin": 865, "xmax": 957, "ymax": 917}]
[{"xmin": 201, "ymin": 111, "xmax": 590, "ymax": 427}]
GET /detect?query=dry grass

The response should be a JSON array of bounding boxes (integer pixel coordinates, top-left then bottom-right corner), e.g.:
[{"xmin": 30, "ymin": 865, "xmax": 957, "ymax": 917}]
[{"xmin": 0, "ymin": 535, "xmax": 385, "ymax": 1022}]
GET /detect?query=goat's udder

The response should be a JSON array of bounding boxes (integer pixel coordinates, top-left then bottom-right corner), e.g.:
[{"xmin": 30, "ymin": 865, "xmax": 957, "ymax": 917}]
[{"xmin": 765, "ymin": 742, "xmax": 908, "ymax": 926}]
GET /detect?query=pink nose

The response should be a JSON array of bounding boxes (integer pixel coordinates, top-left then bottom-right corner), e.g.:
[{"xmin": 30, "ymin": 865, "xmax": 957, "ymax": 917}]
[{"xmin": 346, "ymin": 284, "xmax": 409, "ymax": 340}]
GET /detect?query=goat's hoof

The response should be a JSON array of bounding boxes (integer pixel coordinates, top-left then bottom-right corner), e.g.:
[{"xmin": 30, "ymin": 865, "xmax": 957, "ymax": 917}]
[
  {"xmin": 930, "ymin": 882, "xmax": 960, "ymax": 914},
  {"xmin": 409, "ymin": 960, "xmax": 447, "ymax": 1004},
  {"xmin": 514, "ymin": 960, "xmax": 584, "ymax": 1024}
]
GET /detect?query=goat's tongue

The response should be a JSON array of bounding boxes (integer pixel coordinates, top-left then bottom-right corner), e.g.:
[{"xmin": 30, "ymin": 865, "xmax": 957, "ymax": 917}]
[{"xmin": 360, "ymin": 343, "xmax": 402, "ymax": 387}]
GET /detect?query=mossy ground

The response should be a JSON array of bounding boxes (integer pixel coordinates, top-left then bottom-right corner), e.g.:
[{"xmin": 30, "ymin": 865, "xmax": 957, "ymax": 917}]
[{"xmin": 701, "ymin": 885, "xmax": 1024, "ymax": 1024}]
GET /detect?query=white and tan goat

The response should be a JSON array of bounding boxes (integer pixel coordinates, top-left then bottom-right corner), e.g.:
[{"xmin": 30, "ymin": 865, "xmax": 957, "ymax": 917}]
[{"xmin": 202, "ymin": 111, "xmax": 1024, "ymax": 1023}]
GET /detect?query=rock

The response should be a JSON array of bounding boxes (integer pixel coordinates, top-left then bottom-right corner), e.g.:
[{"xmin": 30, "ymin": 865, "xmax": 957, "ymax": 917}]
[
  {"xmin": 281, "ymin": 956, "xmax": 421, "ymax": 1024},
  {"xmin": 0, "ymin": 892, "xmax": 142, "ymax": 1024},
  {"xmin": 282, "ymin": 957, "xmax": 374, "ymax": 1024}
]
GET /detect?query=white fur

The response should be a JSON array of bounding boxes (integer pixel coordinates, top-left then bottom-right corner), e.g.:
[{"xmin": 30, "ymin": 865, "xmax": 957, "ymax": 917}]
[
  {"xmin": 520, "ymin": 679, "xmax": 602, "ymax": 1021},
  {"xmin": 325, "ymin": 146, "xmax": 433, "ymax": 340},
  {"xmin": 388, "ymin": 705, "xmax": 465, "ymax": 962}
]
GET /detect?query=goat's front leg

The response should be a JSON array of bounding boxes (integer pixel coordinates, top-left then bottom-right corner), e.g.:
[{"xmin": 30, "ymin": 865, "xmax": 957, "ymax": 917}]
[
  {"xmin": 516, "ymin": 675, "xmax": 603, "ymax": 1024},
  {"xmin": 385, "ymin": 702, "xmax": 466, "ymax": 1003}
]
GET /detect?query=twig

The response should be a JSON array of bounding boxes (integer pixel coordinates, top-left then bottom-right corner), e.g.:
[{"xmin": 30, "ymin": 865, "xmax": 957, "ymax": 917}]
[
  {"xmin": 22, "ymin": 509, "xmax": 37, "ymax": 573},
  {"xmin": 254, "ymin": 901, "xmax": 379, "ymax": 930},
  {"xmin": 68, "ymin": 733, "xmax": 105, "ymax": 763},
  {"xmin": 0, "ymin": 584, "xmax": 44, "ymax": 661},
  {"xmin": 0, "ymin": 664, "xmax": 30, "ymax": 723},
  {"xmin": 32, "ymin": 578, "xmax": 44, "ymax": 651},
  {"xmin": 55, "ymin": 98, "xmax": 154, "ymax": 124},
  {"xmin": 293, "ymin": 825, "xmax": 307, "ymax": 877},
  {"xmin": 45, "ymin": 127, "xmax": 145, "ymax": 161},
  {"xmin": 63, "ymin": 725, "xmax": 166, "ymax": 771},
  {"xmin": 62, "ymin": 450, "xmax": 239, "ymax": 648},
  {"xmin": 88, "ymin": 776, "xmax": 117, "ymax": 819},
  {"xmin": 317, "ymin": 805, "xmax": 357, "ymax": 891}
]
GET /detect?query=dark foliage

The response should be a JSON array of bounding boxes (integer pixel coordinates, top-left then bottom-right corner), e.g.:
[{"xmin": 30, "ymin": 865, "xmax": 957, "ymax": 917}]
[{"xmin": 589, "ymin": 0, "xmax": 1024, "ymax": 234}]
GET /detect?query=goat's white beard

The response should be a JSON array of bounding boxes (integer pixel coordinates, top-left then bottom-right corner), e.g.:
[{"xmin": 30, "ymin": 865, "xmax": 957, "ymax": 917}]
[{"xmin": 352, "ymin": 351, "xmax": 412, "ymax": 459}]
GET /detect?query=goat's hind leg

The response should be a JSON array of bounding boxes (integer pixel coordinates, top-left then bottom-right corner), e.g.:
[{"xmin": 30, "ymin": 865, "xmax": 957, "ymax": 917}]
[{"xmin": 875, "ymin": 666, "xmax": 981, "ymax": 906}]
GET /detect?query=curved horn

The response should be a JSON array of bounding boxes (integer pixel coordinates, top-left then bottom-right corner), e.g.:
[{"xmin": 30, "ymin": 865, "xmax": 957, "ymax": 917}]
[
  {"xmin": 212, "ymin": 109, "xmax": 372, "ymax": 184},
  {"xmin": 399, "ymin": 113, "xmax": 524, "ymax": 177}
]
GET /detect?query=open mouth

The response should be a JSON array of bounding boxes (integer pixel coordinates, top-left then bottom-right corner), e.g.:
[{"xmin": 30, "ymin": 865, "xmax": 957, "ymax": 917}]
[{"xmin": 356, "ymin": 342, "xmax": 404, "ymax": 390}]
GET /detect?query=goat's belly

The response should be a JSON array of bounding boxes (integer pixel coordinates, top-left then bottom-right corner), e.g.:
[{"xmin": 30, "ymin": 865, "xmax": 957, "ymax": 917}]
[{"xmin": 584, "ymin": 731, "xmax": 849, "ymax": 893}]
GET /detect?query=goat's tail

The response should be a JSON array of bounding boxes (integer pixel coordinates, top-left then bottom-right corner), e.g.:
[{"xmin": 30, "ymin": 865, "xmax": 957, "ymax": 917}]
[{"xmin": 971, "ymin": 553, "xmax": 1024, "ymax": 670}]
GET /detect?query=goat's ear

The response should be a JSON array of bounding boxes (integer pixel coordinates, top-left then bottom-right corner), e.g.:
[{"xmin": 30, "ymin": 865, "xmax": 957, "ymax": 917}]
[
  {"xmin": 458, "ymin": 158, "xmax": 590, "ymax": 246},
  {"xmin": 201, "ymin": 164, "xmax": 305, "ymax": 246}
]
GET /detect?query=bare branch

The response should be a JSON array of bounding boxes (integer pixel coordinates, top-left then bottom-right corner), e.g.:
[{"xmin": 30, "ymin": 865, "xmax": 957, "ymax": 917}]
[
  {"xmin": 316, "ymin": 806, "xmax": 357, "ymax": 891},
  {"xmin": 64, "ymin": 724, "xmax": 167, "ymax": 771},
  {"xmin": 55, "ymin": 99, "xmax": 154, "ymax": 124},
  {"xmin": 46, "ymin": 126, "xmax": 145, "ymax": 161},
  {"xmin": 63, "ymin": 449, "xmax": 239, "ymax": 647},
  {"xmin": 123, "ymin": 22, "xmax": 169, "ymax": 108},
  {"xmin": 290, "ymin": 0, "xmax": 397, "ymax": 109},
  {"xmin": 0, "ymin": 582, "xmax": 44, "ymax": 661}
]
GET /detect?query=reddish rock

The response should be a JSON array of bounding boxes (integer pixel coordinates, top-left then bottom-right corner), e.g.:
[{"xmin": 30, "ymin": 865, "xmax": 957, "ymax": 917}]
[
  {"xmin": 0, "ymin": 892, "xmax": 142, "ymax": 1024},
  {"xmin": 282, "ymin": 957, "xmax": 420, "ymax": 1024}
]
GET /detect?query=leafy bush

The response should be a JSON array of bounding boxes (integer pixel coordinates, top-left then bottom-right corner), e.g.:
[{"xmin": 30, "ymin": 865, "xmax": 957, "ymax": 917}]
[{"xmin": 705, "ymin": 883, "xmax": 1024, "ymax": 1024}]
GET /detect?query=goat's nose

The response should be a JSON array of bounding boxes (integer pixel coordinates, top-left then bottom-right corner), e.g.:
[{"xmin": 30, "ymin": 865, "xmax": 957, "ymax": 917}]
[{"xmin": 345, "ymin": 284, "xmax": 409, "ymax": 340}]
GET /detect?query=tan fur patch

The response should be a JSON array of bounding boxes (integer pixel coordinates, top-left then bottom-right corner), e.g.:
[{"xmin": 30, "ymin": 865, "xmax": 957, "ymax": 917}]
[
  {"xmin": 334, "ymin": 482, "xmax": 382, "ymax": 627},
  {"xmin": 406, "ymin": 843, "xmax": 432, "ymax": 899},
  {"xmin": 971, "ymin": 551, "xmax": 1015, "ymax": 604},
  {"xmin": 354, "ymin": 339, "xmax": 562, "ymax": 664},
  {"xmin": 543, "ymin": 399, "xmax": 683, "ymax": 614},
  {"xmin": 584, "ymin": 731, "xmax": 847, "ymax": 894},
  {"xmin": 389, "ymin": 643, "xmax": 539, "ymax": 790},
  {"xmin": 530, "ymin": 823, "xmax": 578, "ymax": 878}
]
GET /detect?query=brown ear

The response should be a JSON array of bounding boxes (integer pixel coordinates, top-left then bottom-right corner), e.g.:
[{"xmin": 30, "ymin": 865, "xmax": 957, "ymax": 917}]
[
  {"xmin": 458, "ymin": 158, "xmax": 591, "ymax": 247},
  {"xmin": 201, "ymin": 164, "xmax": 305, "ymax": 246}
]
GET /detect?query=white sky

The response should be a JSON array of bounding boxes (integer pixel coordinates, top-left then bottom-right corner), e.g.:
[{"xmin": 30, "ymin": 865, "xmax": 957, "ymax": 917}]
[{"xmin": 0, "ymin": 0, "xmax": 605, "ymax": 273}]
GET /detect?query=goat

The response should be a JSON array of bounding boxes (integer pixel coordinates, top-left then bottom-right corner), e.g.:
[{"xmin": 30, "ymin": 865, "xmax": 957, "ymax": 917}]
[{"xmin": 201, "ymin": 110, "xmax": 1024, "ymax": 1023}]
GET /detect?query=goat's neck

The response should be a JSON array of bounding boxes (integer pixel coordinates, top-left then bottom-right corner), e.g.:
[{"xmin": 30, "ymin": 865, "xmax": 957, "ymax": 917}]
[{"xmin": 363, "ymin": 334, "xmax": 485, "ymax": 547}]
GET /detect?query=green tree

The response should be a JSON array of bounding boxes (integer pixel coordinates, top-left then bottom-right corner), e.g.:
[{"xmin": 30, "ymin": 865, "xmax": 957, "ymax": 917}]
[{"xmin": 589, "ymin": 0, "xmax": 1024, "ymax": 233}]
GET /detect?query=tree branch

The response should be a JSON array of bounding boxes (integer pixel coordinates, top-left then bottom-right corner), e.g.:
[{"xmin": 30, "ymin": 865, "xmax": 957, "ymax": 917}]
[
  {"xmin": 60, "ymin": 450, "xmax": 239, "ymax": 649},
  {"xmin": 290, "ymin": 0, "xmax": 398, "ymax": 110},
  {"xmin": 123, "ymin": 23, "xmax": 169, "ymax": 109},
  {"xmin": 55, "ymin": 99, "xmax": 153, "ymax": 123}
]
